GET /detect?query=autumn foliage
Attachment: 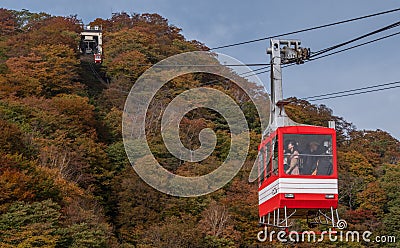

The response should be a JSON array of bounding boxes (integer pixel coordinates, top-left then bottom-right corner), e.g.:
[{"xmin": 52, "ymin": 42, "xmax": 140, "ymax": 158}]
[{"xmin": 0, "ymin": 8, "xmax": 399, "ymax": 248}]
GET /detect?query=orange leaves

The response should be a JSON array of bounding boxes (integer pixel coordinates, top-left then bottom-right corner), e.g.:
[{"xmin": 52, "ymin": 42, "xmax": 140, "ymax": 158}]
[
  {"xmin": 132, "ymin": 13, "xmax": 183, "ymax": 43},
  {"xmin": 4, "ymin": 15, "xmax": 81, "ymax": 56},
  {"xmin": 0, "ymin": 8, "xmax": 18, "ymax": 36},
  {"xmin": 357, "ymin": 181, "xmax": 387, "ymax": 218},
  {"xmin": 0, "ymin": 10, "xmax": 82, "ymax": 98},
  {"xmin": 0, "ymin": 153, "xmax": 61, "ymax": 205},
  {"xmin": 31, "ymin": 44, "xmax": 81, "ymax": 97},
  {"xmin": 3, "ymin": 52, "xmax": 44, "ymax": 97},
  {"xmin": 1, "ymin": 44, "xmax": 82, "ymax": 97},
  {"xmin": 51, "ymin": 94, "xmax": 96, "ymax": 129},
  {"xmin": 89, "ymin": 18, "xmax": 109, "ymax": 30},
  {"xmin": 0, "ymin": 119, "xmax": 25, "ymax": 154},
  {"xmin": 0, "ymin": 169, "xmax": 35, "ymax": 206}
]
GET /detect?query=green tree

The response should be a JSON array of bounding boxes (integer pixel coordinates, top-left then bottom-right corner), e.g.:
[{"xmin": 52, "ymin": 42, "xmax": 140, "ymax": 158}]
[
  {"xmin": 380, "ymin": 164, "xmax": 400, "ymax": 242},
  {"xmin": 0, "ymin": 200, "xmax": 61, "ymax": 247}
]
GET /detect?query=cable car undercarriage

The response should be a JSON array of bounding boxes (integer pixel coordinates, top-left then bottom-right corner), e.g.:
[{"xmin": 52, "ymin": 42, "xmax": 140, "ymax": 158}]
[{"xmin": 259, "ymin": 207, "xmax": 347, "ymax": 230}]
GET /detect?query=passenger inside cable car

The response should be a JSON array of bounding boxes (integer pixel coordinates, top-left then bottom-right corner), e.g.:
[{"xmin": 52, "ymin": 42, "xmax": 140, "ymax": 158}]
[
  {"xmin": 283, "ymin": 134, "xmax": 333, "ymax": 176},
  {"xmin": 302, "ymin": 141, "xmax": 320, "ymax": 174},
  {"xmin": 284, "ymin": 140, "xmax": 300, "ymax": 175}
]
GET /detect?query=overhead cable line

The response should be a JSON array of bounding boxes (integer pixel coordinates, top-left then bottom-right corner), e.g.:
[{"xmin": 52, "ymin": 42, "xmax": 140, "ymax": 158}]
[
  {"xmin": 133, "ymin": 63, "xmax": 271, "ymax": 67},
  {"xmin": 210, "ymin": 7, "xmax": 400, "ymax": 50},
  {"xmin": 310, "ymin": 20, "xmax": 400, "ymax": 58},
  {"xmin": 308, "ymin": 85, "xmax": 400, "ymax": 101},
  {"xmin": 242, "ymin": 63, "xmax": 297, "ymax": 78},
  {"xmin": 241, "ymin": 68, "xmax": 270, "ymax": 78},
  {"xmin": 242, "ymin": 30, "xmax": 400, "ymax": 78},
  {"xmin": 242, "ymin": 23, "xmax": 400, "ymax": 78},
  {"xmin": 304, "ymin": 81, "xmax": 400, "ymax": 101},
  {"xmin": 128, "ymin": 21, "xmax": 400, "ymax": 86},
  {"xmin": 115, "ymin": 22, "xmax": 400, "ymax": 70},
  {"xmin": 238, "ymin": 66, "xmax": 269, "ymax": 76},
  {"xmin": 309, "ymin": 30, "xmax": 400, "ymax": 61},
  {"xmin": 305, "ymin": 81, "xmax": 400, "ymax": 99},
  {"xmin": 151, "ymin": 63, "xmax": 270, "ymax": 67},
  {"xmin": 131, "ymin": 28, "xmax": 399, "ymax": 69}
]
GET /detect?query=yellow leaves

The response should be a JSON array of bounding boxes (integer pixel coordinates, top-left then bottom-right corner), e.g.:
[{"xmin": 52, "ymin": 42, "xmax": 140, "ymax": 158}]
[
  {"xmin": 2, "ymin": 94, "xmax": 97, "ymax": 139},
  {"xmin": 168, "ymin": 74, "xmax": 202, "ymax": 91},
  {"xmin": 32, "ymin": 44, "xmax": 78, "ymax": 66},
  {"xmin": 104, "ymin": 107, "xmax": 123, "ymax": 139},
  {"xmin": 36, "ymin": 160, "xmax": 86, "ymax": 199},
  {"xmin": 348, "ymin": 130, "xmax": 400, "ymax": 166},
  {"xmin": 338, "ymin": 150, "xmax": 375, "ymax": 183},
  {"xmin": 107, "ymin": 49, "xmax": 150, "ymax": 78},
  {"xmin": 17, "ymin": 234, "xmax": 59, "ymax": 248},
  {"xmin": 103, "ymin": 29, "xmax": 153, "ymax": 61}
]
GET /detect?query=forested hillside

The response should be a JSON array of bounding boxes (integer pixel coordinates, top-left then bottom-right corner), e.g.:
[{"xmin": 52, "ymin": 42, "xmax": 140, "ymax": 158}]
[{"xmin": 0, "ymin": 8, "xmax": 399, "ymax": 247}]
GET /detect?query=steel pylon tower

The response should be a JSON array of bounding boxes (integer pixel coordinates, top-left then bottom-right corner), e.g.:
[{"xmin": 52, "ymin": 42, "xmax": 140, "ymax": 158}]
[{"xmin": 264, "ymin": 39, "xmax": 310, "ymax": 136}]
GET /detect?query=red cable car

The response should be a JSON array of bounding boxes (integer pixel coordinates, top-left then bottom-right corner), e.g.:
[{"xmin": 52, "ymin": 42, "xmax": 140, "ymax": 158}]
[
  {"xmin": 256, "ymin": 39, "xmax": 345, "ymax": 229},
  {"xmin": 258, "ymin": 126, "xmax": 345, "ymax": 228},
  {"xmin": 94, "ymin": 53, "xmax": 102, "ymax": 64}
]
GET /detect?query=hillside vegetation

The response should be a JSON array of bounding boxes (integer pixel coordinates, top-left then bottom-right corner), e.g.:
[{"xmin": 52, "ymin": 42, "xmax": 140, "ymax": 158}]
[{"xmin": 0, "ymin": 9, "xmax": 399, "ymax": 247}]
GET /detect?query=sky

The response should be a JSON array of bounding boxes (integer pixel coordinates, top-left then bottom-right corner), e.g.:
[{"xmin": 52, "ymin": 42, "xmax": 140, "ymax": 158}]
[{"xmin": 2, "ymin": 0, "xmax": 400, "ymax": 140}]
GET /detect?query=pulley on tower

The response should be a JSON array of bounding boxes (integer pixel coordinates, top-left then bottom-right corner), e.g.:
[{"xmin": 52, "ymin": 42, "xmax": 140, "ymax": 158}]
[{"xmin": 267, "ymin": 40, "xmax": 310, "ymax": 65}]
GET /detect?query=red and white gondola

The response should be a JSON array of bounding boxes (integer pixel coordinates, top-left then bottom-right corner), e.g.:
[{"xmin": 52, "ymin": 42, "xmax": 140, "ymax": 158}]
[
  {"xmin": 256, "ymin": 39, "xmax": 345, "ymax": 229},
  {"xmin": 94, "ymin": 53, "xmax": 102, "ymax": 64}
]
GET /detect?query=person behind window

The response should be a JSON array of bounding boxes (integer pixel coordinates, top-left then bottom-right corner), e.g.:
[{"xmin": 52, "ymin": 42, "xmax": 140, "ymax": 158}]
[
  {"xmin": 285, "ymin": 140, "xmax": 299, "ymax": 175},
  {"xmin": 301, "ymin": 141, "xmax": 320, "ymax": 175},
  {"xmin": 315, "ymin": 147, "xmax": 333, "ymax": 175}
]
